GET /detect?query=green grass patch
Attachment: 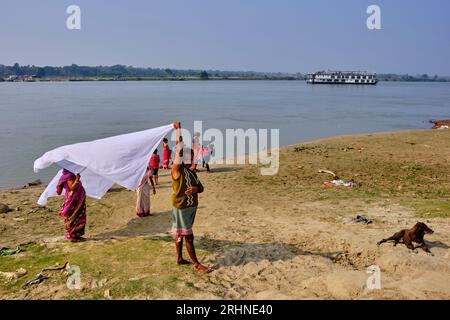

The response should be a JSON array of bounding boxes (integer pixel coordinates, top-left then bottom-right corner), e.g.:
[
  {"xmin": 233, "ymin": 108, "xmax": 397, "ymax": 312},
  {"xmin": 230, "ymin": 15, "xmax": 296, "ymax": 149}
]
[
  {"xmin": 0, "ymin": 237, "xmax": 206, "ymax": 299},
  {"xmin": 409, "ymin": 199, "xmax": 450, "ymax": 218}
]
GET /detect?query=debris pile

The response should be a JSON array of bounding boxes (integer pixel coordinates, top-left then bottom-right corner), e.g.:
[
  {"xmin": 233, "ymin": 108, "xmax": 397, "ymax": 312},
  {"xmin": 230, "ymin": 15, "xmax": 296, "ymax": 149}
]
[
  {"xmin": 0, "ymin": 245, "xmax": 23, "ymax": 256},
  {"xmin": 352, "ymin": 215, "xmax": 373, "ymax": 225},
  {"xmin": 23, "ymin": 262, "xmax": 69, "ymax": 288},
  {"xmin": 319, "ymin": 169, "xmax": 361, "ymax": 188},
  {"xmin": 431, "ymin": 119, "xmax": 450, "ymax": 129},
  {"xmin": 0, "ymin": 268, "xmax": 27, "ymax": 281}
]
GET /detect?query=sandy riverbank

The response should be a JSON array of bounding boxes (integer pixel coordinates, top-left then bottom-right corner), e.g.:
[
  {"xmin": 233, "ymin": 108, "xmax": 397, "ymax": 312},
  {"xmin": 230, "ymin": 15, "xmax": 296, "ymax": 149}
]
[{"xmin": 1, "ymin": 129, "xmax": 449, "ymax": 299}]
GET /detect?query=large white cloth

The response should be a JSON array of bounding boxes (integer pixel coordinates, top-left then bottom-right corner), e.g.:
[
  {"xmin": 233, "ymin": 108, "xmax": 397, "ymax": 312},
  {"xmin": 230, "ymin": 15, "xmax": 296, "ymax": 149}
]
[{"xmin": 34, "ymin": 124, "xmax": 173, "ymax": 205}]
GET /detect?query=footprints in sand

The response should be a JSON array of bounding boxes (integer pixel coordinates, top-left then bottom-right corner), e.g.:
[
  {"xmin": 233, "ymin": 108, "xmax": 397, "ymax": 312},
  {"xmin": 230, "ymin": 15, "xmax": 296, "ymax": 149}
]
[
  {"xmin": 196, "ymin": 200, "xmax": 450, "ymax": 299},
  {"xmin": 199, "ymin": 242, "xmax": 336, "ymax": 299},
  {"xmin": 208, "ymin": 243, "xmax": 299, "ymax": 267}
]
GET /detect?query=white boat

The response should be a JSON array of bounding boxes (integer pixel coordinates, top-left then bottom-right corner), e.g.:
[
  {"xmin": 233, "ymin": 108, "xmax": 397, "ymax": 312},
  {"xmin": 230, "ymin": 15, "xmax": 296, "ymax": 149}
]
[{"xmin": 307, "ymin": 70, "xmax": 378, "ymax": 85}]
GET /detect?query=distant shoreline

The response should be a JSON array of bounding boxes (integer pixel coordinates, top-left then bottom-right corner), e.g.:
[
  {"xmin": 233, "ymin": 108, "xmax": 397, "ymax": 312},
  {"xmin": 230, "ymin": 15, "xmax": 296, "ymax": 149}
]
[
  {"xmin": 1, "ymin": 64, "xmax": 449, "ymax": 82},
  {"xmin": 0, "ymin": 128, "xmax": 438, "ymax": 191},
  {"xmin": 17, "ymin": 76, "xmax": 299, "ymax": 82},
  {"xmin": 2, "ymin": 77, "xmax": 450, "ymax": 83}
]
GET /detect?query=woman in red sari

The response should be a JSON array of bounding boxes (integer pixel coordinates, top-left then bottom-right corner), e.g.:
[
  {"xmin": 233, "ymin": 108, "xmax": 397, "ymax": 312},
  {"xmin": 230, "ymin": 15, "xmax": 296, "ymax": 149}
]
[
  {"xmin": 162, "ymin": 138, "xmax": 171, "ymax": 169},
  {"xmin": 56, "ymin": 169, "xmax": 87, "ymax": 242}
]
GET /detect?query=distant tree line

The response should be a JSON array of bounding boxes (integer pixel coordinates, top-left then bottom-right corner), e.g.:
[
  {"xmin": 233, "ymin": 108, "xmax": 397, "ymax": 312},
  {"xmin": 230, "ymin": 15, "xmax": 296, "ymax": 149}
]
[
  {"xmin": 0, "ymin": 63, "xmax": 448, "ymax": 81},
  {"xmin": 376, "ymin": 73, "xmax": 449, "ymax": 82},
  {"xmin": 0, "ymin": 63, "xmax": 296, "ymax": 80}
]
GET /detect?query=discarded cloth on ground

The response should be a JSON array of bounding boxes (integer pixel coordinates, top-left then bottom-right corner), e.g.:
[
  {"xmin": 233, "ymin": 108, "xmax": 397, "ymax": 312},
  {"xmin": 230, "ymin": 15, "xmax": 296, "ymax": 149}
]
[
  {"xmin": 352, "ymin": 215, "xmax": 373, "ymax": 224},
  {"xmin": 0, "ymin": 245, "xmax": 23, "ymax": 256},
  {"xmin": 324, "ymin": 179, "xmax": 360, "ymax": 188},
  {"xmin": 34, "ymin": 124, "xmax": 173, "ymax": 205}
]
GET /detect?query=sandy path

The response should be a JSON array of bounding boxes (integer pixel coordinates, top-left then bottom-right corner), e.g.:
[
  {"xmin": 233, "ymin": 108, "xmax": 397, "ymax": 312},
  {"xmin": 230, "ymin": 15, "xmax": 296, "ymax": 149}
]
[{"xmin": 193, "ymin": 177, "xmax": 450, "ymax": 299}]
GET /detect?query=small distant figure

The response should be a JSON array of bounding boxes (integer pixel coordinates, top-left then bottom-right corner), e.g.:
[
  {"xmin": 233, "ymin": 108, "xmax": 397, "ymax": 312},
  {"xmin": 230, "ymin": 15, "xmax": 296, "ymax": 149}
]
[
  {"xmin": 149, "ymin": 149, "xmax": 160, "ymax": 185},
  {"xmin": 162, "ymin": 138, "xmax": 172, "ymax": 169},
  {"xmin": 136, "ymin": 166, "xmax": 156, "ymax": 217},
  {"xmin": 56, "ymin": 169, "xmax": 87, "ymax": 242},
  {"xmin": 191, "ymin": 132, "xmax": 201, "ymax": 172},
  {"xmin": 201, "ymin": 144, "xmax": 213, "ymax": 173}
]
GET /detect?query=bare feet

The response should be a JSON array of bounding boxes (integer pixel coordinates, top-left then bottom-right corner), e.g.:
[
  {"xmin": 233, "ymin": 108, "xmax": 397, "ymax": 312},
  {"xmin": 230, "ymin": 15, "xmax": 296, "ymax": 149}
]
[
  {"xmin": 194, "ymin": 263, "xmax": 212, "ymax": 274},
  {"xmin": 177, "ymin": 259, "xmax": 192, "ymax": 265}
]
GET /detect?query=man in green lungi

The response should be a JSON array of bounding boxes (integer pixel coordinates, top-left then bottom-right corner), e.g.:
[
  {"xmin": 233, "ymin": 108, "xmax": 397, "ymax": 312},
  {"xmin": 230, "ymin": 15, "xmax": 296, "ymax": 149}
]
[{"xmin": 171, "ymin": 122, "xmax": 211, "ymax": 273}]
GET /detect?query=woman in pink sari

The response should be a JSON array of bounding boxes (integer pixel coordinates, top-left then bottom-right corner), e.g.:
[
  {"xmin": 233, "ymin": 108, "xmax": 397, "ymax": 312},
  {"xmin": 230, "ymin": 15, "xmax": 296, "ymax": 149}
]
[{"xmin": 56, "ymin": 169, "xmax": 87, "ymax": 242}]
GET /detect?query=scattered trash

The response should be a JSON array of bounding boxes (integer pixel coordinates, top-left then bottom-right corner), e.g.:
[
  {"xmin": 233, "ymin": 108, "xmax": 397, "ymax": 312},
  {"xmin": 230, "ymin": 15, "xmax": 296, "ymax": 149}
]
[
  {"xmin": 430, "ymin": 119, "xmax": 450, "ymax": 129},
  {"xmin": 22, "ymin": 262, "xmax": 69, "ymax": 288},
  {"xmin": 342, "ymin": 147, "xmax": 364, "ymax": 153},
  {"xmin": 26, "ymin": 179, "xmax": 42, "ymax": 187},
  {"xmin": 294, "ymin": 146, "xmax": 308, "ymax": 152},
  {"xmin": 0, "ymin": 203, "xmax": 11, "ymax": 214},
  {"xmin": 23, "ymin": 273, "xmax": 49, "ymax": 287},
  {"xmin": 104, "ymin": 289, "xmax": 112, "ymax": 300},
  {"xmin": 324, "ymin": 179, "xmax": 360, "ymax": 188},
  {"xmin": 294, "ymin": 146, "xmax": 317, "ymax": 152},
  {"xmin": 0, "ymin": 245, "xmax": 23, "ymax": 256},
  {"xmin": 42, "ymin": 262, "xmax": 68, "ymax": 272},
  {"xmin": 352, "ymin": 215, "xmax": 373, "ymax": 224},
  {"xmin": 319, "ymin": 170, "xmax": 360, "ymax": 188},
  {"xmin": 318, "ymin": 169, "xmax": 338, "ymax": 178},
  {"xmin": 0, "ymin": 268, "xmax": 27, "ymax": 281},
  {"xmin": 91, "ymin": 278, "xmax": 108, "ymax": 289}
]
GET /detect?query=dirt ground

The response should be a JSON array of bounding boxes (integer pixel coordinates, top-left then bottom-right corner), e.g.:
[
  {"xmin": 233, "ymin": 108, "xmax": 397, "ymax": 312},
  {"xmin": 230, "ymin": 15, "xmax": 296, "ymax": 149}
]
[{"xmin": 1, "ymin": 129, "xmax": 449, "ymax": 299}]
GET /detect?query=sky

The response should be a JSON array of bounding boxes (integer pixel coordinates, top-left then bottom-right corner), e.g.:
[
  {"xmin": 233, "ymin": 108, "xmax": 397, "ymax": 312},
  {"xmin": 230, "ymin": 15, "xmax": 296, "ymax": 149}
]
[{"xmin": 1, "ymin": 0, "xmax": 449, "ymax": 75}]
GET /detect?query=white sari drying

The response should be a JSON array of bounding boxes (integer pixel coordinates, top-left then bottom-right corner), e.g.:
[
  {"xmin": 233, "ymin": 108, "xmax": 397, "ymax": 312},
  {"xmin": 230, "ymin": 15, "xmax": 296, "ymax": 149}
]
[{"xmin": 34, "ymin": 124, "xmax": 173, "ymax": 205}]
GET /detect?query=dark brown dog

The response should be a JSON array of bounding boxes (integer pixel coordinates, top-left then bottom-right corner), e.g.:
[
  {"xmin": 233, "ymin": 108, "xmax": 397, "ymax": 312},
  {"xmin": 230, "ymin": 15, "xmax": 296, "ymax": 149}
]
[{"xmin": 377, "ymin": 222, "xmax": 434, "ymax": 253}]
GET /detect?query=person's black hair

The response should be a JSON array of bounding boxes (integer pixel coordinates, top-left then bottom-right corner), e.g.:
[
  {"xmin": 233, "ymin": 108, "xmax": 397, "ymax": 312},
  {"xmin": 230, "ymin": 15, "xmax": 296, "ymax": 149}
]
[
  {"xmin": 178, "ymin": 147, "xmax": 194, "ymax": 163},
  {"xmin": 153, "ymin": 149, "xmax": 158, "ymax": 154}
]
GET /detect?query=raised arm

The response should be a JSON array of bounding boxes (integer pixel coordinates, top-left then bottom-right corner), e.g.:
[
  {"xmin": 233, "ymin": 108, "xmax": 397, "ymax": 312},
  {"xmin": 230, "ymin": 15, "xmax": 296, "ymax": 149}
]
[{"xmin": 171, "ymin": 122, "xmax": 183, "ymax": 180}]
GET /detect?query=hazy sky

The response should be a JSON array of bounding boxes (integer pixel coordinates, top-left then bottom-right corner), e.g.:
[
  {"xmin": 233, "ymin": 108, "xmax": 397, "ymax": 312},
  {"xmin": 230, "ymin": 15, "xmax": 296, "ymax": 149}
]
[{"xmin": 1, "ymin": 0, "xmax": 449, "ymax": 74}]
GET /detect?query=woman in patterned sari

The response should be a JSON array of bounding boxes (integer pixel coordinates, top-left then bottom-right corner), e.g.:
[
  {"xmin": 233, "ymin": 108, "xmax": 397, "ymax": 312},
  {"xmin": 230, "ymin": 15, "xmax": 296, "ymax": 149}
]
[{"xmin": 56, "ymin": 169, "xmax": 87, "ymax": 241}]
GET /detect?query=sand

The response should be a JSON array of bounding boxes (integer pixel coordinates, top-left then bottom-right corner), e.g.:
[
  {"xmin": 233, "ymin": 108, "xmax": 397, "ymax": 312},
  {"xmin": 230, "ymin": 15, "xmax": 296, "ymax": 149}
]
[{"xmin": 0, "ymin": 129, "xmax": 449, "ymax": 299}]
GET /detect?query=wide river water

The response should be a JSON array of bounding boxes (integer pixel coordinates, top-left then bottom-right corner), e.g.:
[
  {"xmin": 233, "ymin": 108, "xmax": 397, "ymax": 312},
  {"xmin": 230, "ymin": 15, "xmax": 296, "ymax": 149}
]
[{"xmin": 1, "ymin": 80, "xmax": 449, "ymax": 188}]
